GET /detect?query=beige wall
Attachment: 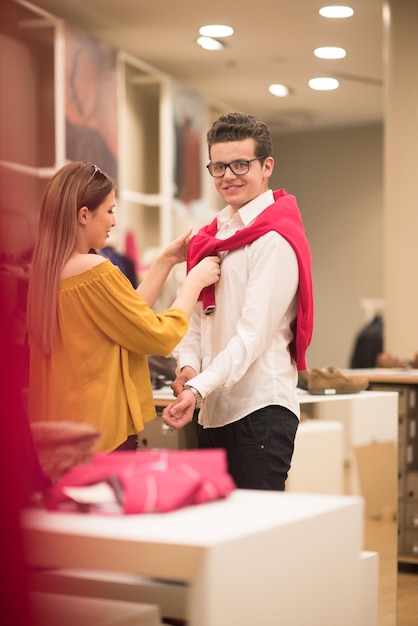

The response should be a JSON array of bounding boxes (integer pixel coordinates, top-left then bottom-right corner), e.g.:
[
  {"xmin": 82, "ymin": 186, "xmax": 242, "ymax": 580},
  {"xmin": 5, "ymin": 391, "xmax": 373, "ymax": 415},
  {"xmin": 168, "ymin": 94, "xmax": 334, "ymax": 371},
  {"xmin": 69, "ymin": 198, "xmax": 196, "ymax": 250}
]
[
  {"xmin": 270, "ymin": 124, "xmax": 384, "ymax": 369},
  {"xmin": 383, "ymin": 0, "xmax": 418, "ymax": 359}
]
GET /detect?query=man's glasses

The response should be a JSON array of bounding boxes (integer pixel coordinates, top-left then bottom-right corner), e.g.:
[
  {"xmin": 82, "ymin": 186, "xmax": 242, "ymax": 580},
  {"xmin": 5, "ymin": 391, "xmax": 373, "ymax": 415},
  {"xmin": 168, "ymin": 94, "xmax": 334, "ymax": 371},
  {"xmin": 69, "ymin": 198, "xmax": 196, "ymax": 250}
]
[{"xmin": 206, "ymin": 156, "xmax": 267, "ymax": 178}]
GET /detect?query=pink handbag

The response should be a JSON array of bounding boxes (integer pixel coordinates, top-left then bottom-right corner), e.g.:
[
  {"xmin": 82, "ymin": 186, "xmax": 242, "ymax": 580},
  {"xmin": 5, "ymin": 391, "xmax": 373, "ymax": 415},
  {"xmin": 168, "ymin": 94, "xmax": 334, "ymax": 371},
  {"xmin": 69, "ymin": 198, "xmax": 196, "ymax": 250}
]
[{"xmin": 44, "ymin": 448, "xmax": 236, "ymax": 514}]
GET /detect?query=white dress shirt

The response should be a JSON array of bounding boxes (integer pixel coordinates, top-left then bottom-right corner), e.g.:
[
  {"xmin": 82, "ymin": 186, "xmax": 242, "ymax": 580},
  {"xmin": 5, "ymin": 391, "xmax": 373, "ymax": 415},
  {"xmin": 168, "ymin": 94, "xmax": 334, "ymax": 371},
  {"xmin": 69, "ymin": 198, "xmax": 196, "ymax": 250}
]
[{"xmin": 176, "ymin": 189, "xmax": 300, "ymax": 427}]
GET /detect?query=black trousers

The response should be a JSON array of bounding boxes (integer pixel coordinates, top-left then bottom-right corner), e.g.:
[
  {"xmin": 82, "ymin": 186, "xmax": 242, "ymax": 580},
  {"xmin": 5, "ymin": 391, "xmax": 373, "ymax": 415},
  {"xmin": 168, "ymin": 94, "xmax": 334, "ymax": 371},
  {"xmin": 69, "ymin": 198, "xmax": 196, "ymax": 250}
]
[{"xmin": 196, "ymin": 405, "xmax": 298, "ymax": 491}]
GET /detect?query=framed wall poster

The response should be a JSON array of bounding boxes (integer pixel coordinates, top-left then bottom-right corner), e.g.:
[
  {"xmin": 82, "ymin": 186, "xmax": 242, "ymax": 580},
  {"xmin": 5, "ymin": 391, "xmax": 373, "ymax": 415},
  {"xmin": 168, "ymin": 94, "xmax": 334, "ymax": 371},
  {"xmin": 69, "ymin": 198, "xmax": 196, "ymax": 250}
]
[
  {"xmin": 171, "ymin": 82, "xmax": 214, "ymax": 230},
  {"xmin": 65, "ymin": 23, "xmax": 118, "ymax": 182}
]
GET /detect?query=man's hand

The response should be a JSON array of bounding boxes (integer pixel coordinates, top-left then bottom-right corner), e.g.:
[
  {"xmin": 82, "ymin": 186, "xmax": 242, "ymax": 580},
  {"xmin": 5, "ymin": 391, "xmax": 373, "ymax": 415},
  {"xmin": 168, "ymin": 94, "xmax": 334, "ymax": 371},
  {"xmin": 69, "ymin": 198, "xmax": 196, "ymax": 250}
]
[
  {"xmin": 171, "ymin": 365, "xmax": 197, "ymax": 397},
  {"xmin": 162, "ymin": 390, "xmax": 196, "ymax": 430}
]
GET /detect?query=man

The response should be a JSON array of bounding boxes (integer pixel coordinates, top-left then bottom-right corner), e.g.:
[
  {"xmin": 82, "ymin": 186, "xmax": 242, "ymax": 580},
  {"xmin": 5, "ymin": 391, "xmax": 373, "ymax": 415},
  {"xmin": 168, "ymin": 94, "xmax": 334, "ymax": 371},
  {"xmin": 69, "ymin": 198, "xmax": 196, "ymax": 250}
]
[{"xmin": 163, "ymin": 112, "xmax": 313, "ymax": 490}]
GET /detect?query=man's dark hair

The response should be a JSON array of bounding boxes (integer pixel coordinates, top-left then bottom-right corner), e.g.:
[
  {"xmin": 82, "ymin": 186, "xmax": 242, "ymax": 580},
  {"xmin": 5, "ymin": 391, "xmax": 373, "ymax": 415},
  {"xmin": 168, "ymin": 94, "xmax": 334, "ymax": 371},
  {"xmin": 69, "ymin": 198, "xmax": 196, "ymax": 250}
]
[{"xmin": 207, "ymin": 112, "xmax": 273, "ymax": 158}]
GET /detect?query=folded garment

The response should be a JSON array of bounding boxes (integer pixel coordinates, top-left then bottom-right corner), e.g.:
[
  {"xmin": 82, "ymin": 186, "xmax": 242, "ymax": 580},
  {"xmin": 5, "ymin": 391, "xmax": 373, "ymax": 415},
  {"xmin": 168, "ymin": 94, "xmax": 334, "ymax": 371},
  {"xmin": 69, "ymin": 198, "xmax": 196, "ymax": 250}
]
[
  {"xmin": 43, "ymin": 449, "xmax": 236, "ymax": 514},
  {"xmin": 31, "ymin": 421, "xmax": 100, "ymax": 484}
]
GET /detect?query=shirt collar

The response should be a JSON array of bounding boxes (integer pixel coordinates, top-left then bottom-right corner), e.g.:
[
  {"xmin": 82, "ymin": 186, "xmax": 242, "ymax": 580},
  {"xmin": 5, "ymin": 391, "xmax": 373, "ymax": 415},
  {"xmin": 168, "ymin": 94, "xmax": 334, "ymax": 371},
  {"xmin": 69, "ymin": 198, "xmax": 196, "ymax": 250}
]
[{"xmin": 217, "ymin": 189, "xmax": 274, "ymax": 228}]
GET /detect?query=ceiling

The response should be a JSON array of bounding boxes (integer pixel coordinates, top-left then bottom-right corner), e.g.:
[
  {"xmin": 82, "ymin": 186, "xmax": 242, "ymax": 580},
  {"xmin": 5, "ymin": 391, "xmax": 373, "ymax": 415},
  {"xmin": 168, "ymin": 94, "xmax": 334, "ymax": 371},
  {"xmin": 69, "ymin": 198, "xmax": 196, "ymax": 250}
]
[{"xmin": 26, "ymin": 0, "xmax": 384, "ymax": 134}]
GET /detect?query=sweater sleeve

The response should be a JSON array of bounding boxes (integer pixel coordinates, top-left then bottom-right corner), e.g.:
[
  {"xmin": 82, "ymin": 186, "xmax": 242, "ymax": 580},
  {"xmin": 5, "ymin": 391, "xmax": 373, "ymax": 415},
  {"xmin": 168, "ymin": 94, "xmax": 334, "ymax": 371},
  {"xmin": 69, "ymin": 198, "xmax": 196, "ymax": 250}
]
[{"xmin": 59, "ymin": 261, "xmax": 189, "ymax": 356}]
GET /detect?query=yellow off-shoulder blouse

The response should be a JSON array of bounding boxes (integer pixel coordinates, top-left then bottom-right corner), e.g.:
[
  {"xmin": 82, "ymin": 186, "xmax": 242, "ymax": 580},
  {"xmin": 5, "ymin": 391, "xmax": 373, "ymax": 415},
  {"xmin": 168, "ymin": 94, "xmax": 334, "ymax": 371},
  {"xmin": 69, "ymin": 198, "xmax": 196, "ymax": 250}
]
[{"xmin": 28, "ymin": 260, "xmax": 188, "ymax": 452}]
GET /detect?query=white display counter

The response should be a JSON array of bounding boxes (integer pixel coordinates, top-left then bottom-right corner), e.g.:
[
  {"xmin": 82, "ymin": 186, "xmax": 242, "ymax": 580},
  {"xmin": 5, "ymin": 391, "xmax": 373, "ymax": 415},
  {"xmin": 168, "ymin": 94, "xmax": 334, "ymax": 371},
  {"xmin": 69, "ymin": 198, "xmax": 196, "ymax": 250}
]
[
  {"xmin": 287, "ymin": 420, "xmax": 344, "ymax": 494},
  {"xmin": 298, "ymin": 390, "xmax": 398, "ymax": 517},
  {"xmin": 298, "ymin": 390, "xmax": 398, "ymax": 465},
  {"xmin": 29, "ymin": 591, "xmax": 161, "ymax": 626},
  {"xmin": 27, "ymin": 389, "xmax": 395, "ymax": 624},
  {"xmin": 23, "ymin": 490, "xmax": 365, "ymax": 626},
  {"xmin": 152, "ymin": 388, "xmax": 399, "ymax": 512},
  {"xmin": 152, "ymin": 388, "xmax": 399, "ymax": 467}
]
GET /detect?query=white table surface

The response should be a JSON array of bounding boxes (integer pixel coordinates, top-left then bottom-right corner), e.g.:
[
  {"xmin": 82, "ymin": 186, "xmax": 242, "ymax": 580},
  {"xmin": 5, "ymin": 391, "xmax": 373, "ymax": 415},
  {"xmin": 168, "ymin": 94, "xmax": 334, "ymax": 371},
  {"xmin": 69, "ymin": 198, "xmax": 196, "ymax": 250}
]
[
  {"xmin": 297, "ymin": 388, "xmax": 398, "ymax": 403},
  {"xmin": 22, "ymin": 489, "xmax": 359, "ymax": 554},
  {"xmin": 153, "ymin": 386, "xmax": 397, "ymax": 404},
  {"xmin": 23, "ymin": 483, "xmax": 365, "ymax": 626}
]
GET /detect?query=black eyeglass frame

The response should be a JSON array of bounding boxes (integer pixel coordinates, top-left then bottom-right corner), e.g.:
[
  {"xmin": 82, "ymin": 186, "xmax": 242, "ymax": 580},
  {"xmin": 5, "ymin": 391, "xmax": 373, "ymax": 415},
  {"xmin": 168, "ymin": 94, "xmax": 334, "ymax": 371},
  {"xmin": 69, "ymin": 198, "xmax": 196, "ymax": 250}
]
[{"xmin": 206, "ymin": 156, "xmax": 268, "ymax": 178}]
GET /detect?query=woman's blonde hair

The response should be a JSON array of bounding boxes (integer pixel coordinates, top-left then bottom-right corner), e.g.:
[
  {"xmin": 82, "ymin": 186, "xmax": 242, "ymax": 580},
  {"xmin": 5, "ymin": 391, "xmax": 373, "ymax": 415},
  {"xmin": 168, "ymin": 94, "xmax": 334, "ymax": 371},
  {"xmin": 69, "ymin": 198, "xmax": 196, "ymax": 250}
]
[{"xmin": 27, "ymin": 161, "xmax": 114, "ymax": 354}]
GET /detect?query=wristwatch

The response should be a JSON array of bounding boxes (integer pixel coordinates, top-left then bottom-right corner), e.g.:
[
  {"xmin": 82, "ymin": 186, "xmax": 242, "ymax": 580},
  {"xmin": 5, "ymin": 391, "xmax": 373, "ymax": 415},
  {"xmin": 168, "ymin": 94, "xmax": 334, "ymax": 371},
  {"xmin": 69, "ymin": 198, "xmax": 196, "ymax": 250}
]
[{"xmin": 183, "ymin": 384, "xmax": 203, "ymax": 409}]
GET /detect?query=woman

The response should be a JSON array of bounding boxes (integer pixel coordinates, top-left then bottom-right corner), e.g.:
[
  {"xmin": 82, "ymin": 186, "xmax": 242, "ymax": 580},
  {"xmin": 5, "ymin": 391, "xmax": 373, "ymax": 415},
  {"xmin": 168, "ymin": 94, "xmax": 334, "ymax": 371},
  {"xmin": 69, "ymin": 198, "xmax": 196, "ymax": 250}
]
[{"xmin": 26, "ymin": 161, "xmax": 220, "ymax": 452}]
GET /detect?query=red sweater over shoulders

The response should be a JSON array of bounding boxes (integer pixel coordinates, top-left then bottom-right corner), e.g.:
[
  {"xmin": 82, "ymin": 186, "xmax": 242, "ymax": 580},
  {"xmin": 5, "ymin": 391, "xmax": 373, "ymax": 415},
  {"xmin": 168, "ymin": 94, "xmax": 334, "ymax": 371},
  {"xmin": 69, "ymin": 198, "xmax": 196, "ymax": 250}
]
[{"xmin": 186, "ymin": 189, "xmax": 314, "ymax": 370}]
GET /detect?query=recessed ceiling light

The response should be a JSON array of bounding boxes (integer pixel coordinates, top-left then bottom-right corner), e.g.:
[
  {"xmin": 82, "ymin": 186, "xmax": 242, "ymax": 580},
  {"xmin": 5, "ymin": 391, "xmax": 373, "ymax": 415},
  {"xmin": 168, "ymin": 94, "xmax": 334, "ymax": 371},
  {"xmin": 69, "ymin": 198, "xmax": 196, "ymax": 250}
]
[
  {"xmin": 268, "ymin": 84, "xmax": 289, "ymax": 98},
  {"xmin": 199, "ymin": 25, "xmax": 234, "ymax": 38},
  {"xmin": 319, "ymin": 6, "xmax": 354, "ymax": 18},
  {"xmin": 197, "ymin": 36, "xmax": 224, "ymax": 51},
  {"xmin": 314, "ymin": 46, "xmax": 346, "ymax": 59},
  {"xmin": 308, "ymin": 77, "xmax": 339, "ymax": 91}
]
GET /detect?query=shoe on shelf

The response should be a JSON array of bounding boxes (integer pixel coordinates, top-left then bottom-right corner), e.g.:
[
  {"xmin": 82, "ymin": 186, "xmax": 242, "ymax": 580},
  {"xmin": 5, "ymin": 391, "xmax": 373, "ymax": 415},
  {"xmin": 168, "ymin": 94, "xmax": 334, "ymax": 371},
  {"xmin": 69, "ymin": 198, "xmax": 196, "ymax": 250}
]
[
  {"xmin": 297, "ymin": 370, "xmax": 309, "ymax": 390},
  {"xmin": 306, "ymin": 366, "xmax": 369, "ymax": 395},
  {"xmin": 375, "ymin": 352, "xmax": 410, "ymax": 369},
  {"xmin": 410, "ymin": 353, "xmax": 418, "ymax": 369}
]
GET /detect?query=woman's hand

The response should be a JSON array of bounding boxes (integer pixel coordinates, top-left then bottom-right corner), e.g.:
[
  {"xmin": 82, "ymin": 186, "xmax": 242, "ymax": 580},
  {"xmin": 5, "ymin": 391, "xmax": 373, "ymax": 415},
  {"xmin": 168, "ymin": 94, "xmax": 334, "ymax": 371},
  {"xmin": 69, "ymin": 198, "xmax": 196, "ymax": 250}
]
[
  {"xmin": 160, "ymin": 229, "xmax": 193, "ymax": 267},
  {"xmin": 187, "ymin": 255, "xmax": 221, "ymax": 289},
  {"xmin": 170, "ymin": 255, "xmax": 220, "ymax": 318}
]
